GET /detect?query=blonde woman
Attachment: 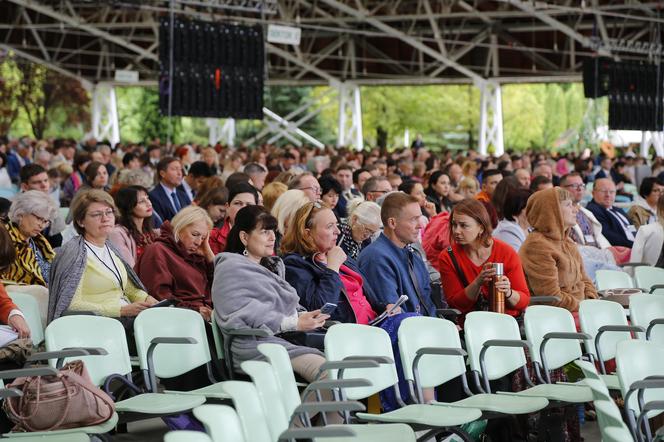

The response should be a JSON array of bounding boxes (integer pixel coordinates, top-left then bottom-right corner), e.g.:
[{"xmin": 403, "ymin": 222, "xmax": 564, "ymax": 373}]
[{"xmin": 136, "ymin": 206, "xmax": 214, "ymax": 321}]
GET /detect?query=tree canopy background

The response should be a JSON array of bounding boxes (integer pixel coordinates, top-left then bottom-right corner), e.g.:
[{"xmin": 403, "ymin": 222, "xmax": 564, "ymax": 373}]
[{"xmin": 0, "ymin": 55, "xmax": 605, "ymax": 153}]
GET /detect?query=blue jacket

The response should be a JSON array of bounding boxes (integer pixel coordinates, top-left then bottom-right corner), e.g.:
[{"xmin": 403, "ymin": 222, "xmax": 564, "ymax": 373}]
[
  {"xmin": 357, "ymin": 233, "xmax": 436, "ymax": 317},
  {"xmin": 149, "ymin": 183, "xmax": 191, "ymax": 223},
  {"xmin": 282, "ymin": 254, "xmax": 387, "ymax": 323},
  {"xmin": 585, "ymin": 199, "xmax": 635, "ymax": 248}
]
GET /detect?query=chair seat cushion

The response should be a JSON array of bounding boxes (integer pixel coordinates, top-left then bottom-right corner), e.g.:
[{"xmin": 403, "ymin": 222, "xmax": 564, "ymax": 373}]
[
  {"xmin": 356, "ymin": 404, "xmax": 482, "ymax": 427},
  {"xmin": 439, "ymin": 393, "xmax": 548, "ymax": 414},
  {"xmin": 116, "ymin": 393, "xmax": 205, "ymax": 414}
]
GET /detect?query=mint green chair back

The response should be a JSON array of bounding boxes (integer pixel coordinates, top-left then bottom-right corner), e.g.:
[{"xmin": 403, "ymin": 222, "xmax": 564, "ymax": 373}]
[
  {"xmin": 324, "ymin": 323, "xmax": 398, "ymax": 400},
  {"xmin": 616, "ymin": 340, "xmax": 664, "ymax": 420},
  {"xmin": 524, "ymin": 306, "xmax": 582, "ymax": 370},
  {"xmin": 164, "ymin": 431, "xmax": 213, "ymax": 442},
  {"xmin": 193, "ymin": 404, "xmax": 245, "ymax": 442},
  {"xmin": 45, "ymin": 315, "xmax": 132, "ymax": 386},
  {"xmin": 634, "ymin": 266, "xmax": 664, "ymax": 293},
  {"xmin": 629, "ymin": 294, "xmax": 664, "ymax": 342},
  {"xmin": 257, "ymin": 343, "xmax": 300, "ymax": 418},
  {"xmin": 397, "ymin": 316, "xmax": 465, "ymax": 387},
  {"xmin": 7, "ymin": 291, "xmax": 44, "ymax": 345},
  {"xmin": 242, "ymin": 361, "xmax": 290, "ymax": 441},
  {"xmin": 216, "ymin": 381, "xmax": 271, "ymax": 442},
  {"xmin": 134, "ymin": 307, "xmax": 212, "ymax": 379},
  {"xmin": 579, "ymin": 299, "xmax": 631, "ymax": 363},
  {"xmin": 58, "ymin": 207, "xmax": 69, "ymax": 222},
  {"xmin": 596, "ymin": 270, "xmax": 634, "ymax": 291},
  {"xmin": 464, "ymin": 312, "xmax": 526, "ymax": 381}
]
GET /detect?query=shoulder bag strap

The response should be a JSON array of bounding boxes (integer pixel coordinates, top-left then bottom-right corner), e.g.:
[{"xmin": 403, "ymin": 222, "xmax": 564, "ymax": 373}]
[
  {"xmin": 406, "ymin": 250, "xmax": 431, "ymax": 316},
  {"xmin": 447, "ymin": 247, "xmax": 469, "ymax": 287}
]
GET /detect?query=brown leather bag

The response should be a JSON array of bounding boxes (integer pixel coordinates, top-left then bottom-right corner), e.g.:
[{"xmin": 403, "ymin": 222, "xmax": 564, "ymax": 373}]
[{"xmin": 3, "ymin": 360, "xmax": 115, "ymax": 432}]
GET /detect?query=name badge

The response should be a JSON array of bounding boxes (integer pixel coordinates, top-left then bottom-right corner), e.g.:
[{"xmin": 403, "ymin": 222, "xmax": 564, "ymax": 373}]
[{"xmin": 584, "ymin": 234, "xmax": 596, "ymax": 244}]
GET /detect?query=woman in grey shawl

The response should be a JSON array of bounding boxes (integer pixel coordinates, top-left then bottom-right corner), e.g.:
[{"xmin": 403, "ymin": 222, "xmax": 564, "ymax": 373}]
[{"xmin": 212, "ymin": 205, "xmax": 330, "ymax": 383}]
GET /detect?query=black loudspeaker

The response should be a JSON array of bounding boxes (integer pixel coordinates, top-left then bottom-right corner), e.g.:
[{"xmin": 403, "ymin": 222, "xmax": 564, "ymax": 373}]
[
  {"xmin": 583, "ymin": 57, "xmax": 611, "ymax": 98},
  {"xmin": 607, "ymin": 60, "xmax": 664, "ymax": 131},
  {"xmin": 159, "ymin": 18, "xmax": 264, "ymax": 119}
]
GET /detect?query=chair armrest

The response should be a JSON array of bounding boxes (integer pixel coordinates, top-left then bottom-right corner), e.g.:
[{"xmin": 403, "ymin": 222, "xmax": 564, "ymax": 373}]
[
  {"xmin": 28, "ymin": 347, "xmax": 108, "ymax": 368},
  {"xmin": 306, "ymin": 378, "xmax": 372, "ymax": 391},
  {"xmin": 225, "ymin": 328, "xmax": 270, "ymax": 337},
  {"xmin": 0, "ymin": 367, "xmax": 58, "ymax": 380},
  {"xmin": 650, "ymin": 284, "xmax": 664, "ymax": 293},
  {"xmin": 529, "ymin": 296, "xmax": 561, "ymax": 305},
  {"xmin": 343, "ymin": 355, "xmax": 393, "ymax": 364},
  {"xmin": 278, "ymin": 427, "xmax": 356, "ymax": 441},
  {"xmin": 642, "ymin": 400, "xmax": 664, "ymax": 413},
  {"xmin": 320, "ymin": 360, "xmax": 380, "ymax": 371},
  {"xmin": 539, "ymin": 333, "xmax": 591, "ymax": 383},
  {"xmin": 630, "ymin": 379, "xmax": 664, "ymax": 391},
  {"xmin": 293, "ymin": 400, "xmax": 365, "ymax": 415},
  {"xmin": 647, "ymin": 319, "xmax": 664, "ymax": 340},
  {"xmin": 483, "ymin": 339, "xmax": 530, "ymax": 349},
  {"xmin": 597, "ymin": 325, "xmax": 645, "ymax": 334},
  {"xmin": 145, "ymin": 337, "xmax": 198, "ymax": 392},
  {"xmin": 416, "ymin": 346, "xmax": 467, "ymax": 357},
  {"xmin": 0, "ymin": 388, "xmax": 22, "ymax": 399}
]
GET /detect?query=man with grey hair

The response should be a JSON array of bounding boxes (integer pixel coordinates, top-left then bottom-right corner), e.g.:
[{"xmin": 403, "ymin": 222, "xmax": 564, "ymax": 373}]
[
  {"xmin": 361, "ymin": 176, "xmax": 392, "ymax": 202},
  {"xmin": 288, "ymin": 172, "xmax": 321, "ymax": 202},
  {"xmin": 243, "ymin": 162, "xmax": 268, "ymax": 191}
]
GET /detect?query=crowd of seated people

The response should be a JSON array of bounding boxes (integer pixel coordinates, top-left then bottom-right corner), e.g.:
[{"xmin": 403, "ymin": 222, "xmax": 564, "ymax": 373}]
[{"xmin": 3, "ymin": 134, "xmax": 664, "ymax": 440}]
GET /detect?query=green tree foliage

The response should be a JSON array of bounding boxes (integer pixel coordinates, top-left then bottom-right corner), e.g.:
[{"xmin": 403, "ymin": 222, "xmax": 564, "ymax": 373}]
[
  {"xmin": 0, "ymin": 56, "xmax": 21, "ymax": 135},
  {"xmin": 116, "ymin": 87, "xmax": 181, "ymax": 143}
]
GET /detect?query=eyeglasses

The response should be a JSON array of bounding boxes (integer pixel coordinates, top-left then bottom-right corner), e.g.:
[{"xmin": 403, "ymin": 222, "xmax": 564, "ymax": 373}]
[
  {"xmin": 87, "ymin": 209, "xmax": 115, "ymax": 219},
  {"xmin": 31, "ymin": 213, "xmax": 50, "ymax": 227},
  {"xmin": 359, "ymin": 224, "xmax": 379, "ymax": 239},
  {"xmin": 299, "ymin": 186, "xmax": 322, "ymax": 194},
  {"xmin": 563, "ymin": 184, "xmax": 584, "ymax": 190},
  {"xmin": 304, "ymin": 201, "xmax": 323, "ymax": 227}
]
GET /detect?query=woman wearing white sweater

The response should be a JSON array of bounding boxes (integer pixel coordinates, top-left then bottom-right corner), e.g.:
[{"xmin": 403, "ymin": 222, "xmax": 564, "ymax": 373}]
[{"xmin": 631, "ymin": 195, "xmax": 664, "ymax": 266}]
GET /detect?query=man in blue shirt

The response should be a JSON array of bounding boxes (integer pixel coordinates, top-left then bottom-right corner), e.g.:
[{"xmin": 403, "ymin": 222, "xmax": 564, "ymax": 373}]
[{"xmin": 358, "ymin": 192, "xmax": 436, "ymax": 316}]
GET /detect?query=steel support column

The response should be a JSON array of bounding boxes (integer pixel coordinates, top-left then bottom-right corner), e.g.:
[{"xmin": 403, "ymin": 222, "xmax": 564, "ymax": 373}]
[
  {"xmin": 207, "ymin": 118, "xmax": 235, "ymax": 146},
  {"xmin": 91, "ymin": 83, "xmax": 120, "ymax": 146},
  {"xmin": 337, "ymin": 82, "xmax": 363, "ymax": 150},
  {"xmin": 640, "ymin": 131, "xmax": 664, "ymax": 158},
  {"xmin": 478, "ymin": 80, "xmax": 504, "ymax": 156}
]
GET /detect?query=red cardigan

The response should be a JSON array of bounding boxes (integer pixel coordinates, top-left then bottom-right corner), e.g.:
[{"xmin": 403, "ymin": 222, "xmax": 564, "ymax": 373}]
[
  {"xmin": 0, "ymin": 284, "xmax": 18, "ymax": 324},
  {"xmin": 438, "ymin": 239, "xmax": 530, "ymax": 322},
  {"xmin": 135, "ymin": 223, "xmax": 213, "ymax": 310}
]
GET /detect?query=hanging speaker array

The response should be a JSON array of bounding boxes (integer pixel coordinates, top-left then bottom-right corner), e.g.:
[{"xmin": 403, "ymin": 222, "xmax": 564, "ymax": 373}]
[
  {"xmin": 583, "ymin": 57, "xmax": 663, "ymax": 131},
  {"xmin": 158, "ymin": 18, "xmax": 264, "ymax": 119}
]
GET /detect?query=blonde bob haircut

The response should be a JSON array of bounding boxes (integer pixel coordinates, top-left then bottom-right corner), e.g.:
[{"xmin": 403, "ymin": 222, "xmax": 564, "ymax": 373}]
[
  {"xmin": 280, "ymin": 201, "xmax": 330, "ymax": 257},
  {"xmin": 271, "ymin": 189, "xmax": 310, "ymax": 234},
  {"xmin": 171, "ymin": 206, "xmax": 213, "ymax": 243},
  {"xmin": 70, "ymin": 189, "xmax": 117, "ymax": 235}
]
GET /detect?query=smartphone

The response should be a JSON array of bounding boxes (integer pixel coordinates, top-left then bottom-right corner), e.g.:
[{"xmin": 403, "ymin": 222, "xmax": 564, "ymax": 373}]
[
  {"xmin": 320, "ymin": 302, "xmax": 337, "ymax": 316},
  {"xmin": 150, "ymin": 299, "xmax": 177, "ymax": 308}
]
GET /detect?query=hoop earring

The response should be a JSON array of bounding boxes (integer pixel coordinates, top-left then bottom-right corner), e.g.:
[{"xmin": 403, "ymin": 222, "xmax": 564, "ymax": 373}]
[{"xmin": 242, "ymin": 248, "xmax": 248, "ymax": 256}]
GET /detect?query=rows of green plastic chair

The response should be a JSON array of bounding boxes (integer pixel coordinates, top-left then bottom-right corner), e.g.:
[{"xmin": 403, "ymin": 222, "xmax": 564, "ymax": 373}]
[{"xmin": 596, "ymin": 266, "xmax": 664, "ymax": 294}]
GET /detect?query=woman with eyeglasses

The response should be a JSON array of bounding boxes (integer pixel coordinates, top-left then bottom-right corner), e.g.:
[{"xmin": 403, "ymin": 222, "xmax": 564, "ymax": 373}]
[
  {"xmin": 337, "ymin": 199, "xmax": 382, "ymax": 260},
  {"xmin": 281, "ymin": 201, "xmax": 395, "ymax": 324},
  {"xmin": 1, "ymin": 190, "xmax": 57, "ymax": 288},
  {"xmin": 108, "ymin": 185, "xmax": 159, "ymax": 268},
  {"xmin": 48, "ymin": 189, "xmax": 158, "ymax": 324}
]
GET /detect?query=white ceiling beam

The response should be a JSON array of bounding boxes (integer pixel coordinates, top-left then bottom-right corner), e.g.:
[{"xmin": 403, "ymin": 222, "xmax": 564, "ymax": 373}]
[
  {"xmin": 7, "ymin": 0, "xmax": 158, "ymax": 61},
  {"xmin": 319, "ymin": 0, "xmax": 485, "ymax": 85},
  {"xmin": 267, "ymin": 43, "xmax": 340, "ymax": 85},
  {"xmin": 1, "ymin": 43, "xmax": 93, "ymax": 89}
]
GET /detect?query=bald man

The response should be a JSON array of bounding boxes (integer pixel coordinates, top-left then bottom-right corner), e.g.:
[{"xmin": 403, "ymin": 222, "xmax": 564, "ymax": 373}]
[{"xmin": 585, "ymin": 178, "xmax": 636, "ymax": 248}]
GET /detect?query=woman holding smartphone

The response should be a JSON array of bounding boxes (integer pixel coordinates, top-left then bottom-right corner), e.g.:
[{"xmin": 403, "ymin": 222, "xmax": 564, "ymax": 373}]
[{"xmin": 281, "ymin": 201, "xmax": 400, "ymax": 324}]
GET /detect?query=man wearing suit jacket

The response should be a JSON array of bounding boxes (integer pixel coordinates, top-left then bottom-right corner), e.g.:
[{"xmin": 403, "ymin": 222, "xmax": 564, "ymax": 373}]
[
  {"xmin": 585, "ymin": 178, "xmax": 636, "ymax": 248},
  {"xmin": 149, "ymin": 157, "xmax": 191, "ymax": 224}
]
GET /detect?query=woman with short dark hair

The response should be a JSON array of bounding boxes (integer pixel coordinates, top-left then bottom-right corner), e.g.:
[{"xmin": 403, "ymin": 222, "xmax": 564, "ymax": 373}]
[{"xmin": 492, "ymin": 188, "xmax": 532, "ymax": 252}]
